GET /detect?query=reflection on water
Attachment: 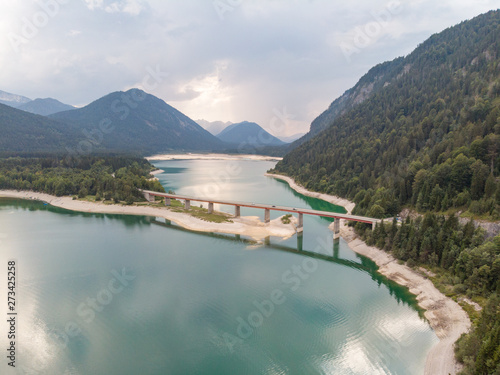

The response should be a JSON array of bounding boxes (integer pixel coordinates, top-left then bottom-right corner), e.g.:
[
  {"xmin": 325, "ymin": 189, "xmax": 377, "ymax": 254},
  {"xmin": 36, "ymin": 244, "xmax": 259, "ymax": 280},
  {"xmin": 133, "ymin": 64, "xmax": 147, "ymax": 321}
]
[{"xmin": 0, "ymin": 159, "xmax": 438, "ymax": 374}]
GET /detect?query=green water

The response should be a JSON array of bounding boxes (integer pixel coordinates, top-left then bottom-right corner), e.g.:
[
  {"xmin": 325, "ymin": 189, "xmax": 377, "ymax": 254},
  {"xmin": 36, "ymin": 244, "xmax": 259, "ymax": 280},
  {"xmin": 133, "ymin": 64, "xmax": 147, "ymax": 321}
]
[{"xmin": 0, "ymin": 158, "xmax": 438, "ymax": 374}]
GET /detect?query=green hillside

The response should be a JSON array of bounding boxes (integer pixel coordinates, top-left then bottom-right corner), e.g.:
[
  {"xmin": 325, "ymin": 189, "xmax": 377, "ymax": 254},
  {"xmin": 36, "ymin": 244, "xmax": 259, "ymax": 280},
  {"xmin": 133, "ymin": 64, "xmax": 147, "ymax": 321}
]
[
  {"xmin": 273, "ymin": 10, "xmax": 500, "ymax": 220},
  {"xmin": 51, "ymin": 89, "xmax": 225, "ymax": 154},
  {"xmin": 0, "ymin": 103, "xmax": 80, "ymax": 154},
  {"xmin": 272, "ymin": 11, "xmax": 500, "ymax": 373}
]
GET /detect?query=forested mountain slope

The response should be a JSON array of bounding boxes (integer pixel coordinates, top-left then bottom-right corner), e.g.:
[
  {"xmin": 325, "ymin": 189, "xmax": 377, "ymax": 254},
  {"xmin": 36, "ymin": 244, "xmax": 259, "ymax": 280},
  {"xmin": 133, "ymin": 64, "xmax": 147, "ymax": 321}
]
[
  {"xmin": 289, "ymin": 57, "xmax": 405, "ymax": 149},
  {"xmin": 0, "ymin": 103, "xmax": 79, "ymax": 154},
  {"xmin": 273, "ymin": 10, "xmax": 500, "ymax": 220},
  {"xmin": 273, "ymin": 11, "xmax": 500, "ymax": 373},
  {"xmin": 51, "ymin": 89, "xmax": 225, "ymax": 154}
]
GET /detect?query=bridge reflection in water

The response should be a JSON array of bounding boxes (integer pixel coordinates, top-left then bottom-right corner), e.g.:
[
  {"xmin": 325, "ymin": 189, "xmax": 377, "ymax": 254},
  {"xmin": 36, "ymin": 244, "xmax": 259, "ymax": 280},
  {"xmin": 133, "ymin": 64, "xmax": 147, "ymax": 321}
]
[{"xmin": 150, "ymin": 216, "xmax": 425, "ymax": 317}]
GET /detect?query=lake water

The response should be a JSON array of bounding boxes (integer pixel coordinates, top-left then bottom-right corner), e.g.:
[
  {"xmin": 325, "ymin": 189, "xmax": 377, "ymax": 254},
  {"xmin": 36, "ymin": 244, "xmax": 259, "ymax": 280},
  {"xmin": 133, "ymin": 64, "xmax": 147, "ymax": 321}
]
[{"xmin": 0, "ymin": 158, "xmax": 438, "ymax": 374}]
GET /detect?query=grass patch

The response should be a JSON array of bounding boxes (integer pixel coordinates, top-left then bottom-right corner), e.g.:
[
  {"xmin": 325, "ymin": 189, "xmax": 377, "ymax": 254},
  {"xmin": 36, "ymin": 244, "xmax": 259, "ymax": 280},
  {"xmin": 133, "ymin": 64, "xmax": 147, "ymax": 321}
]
[
  {"xmin": 78, "ymin": 196, "xmax": 233, "ymax": 223},
  {"xmin": 281, "ymin": 214, "xmax": 292, "ymax": 224}
]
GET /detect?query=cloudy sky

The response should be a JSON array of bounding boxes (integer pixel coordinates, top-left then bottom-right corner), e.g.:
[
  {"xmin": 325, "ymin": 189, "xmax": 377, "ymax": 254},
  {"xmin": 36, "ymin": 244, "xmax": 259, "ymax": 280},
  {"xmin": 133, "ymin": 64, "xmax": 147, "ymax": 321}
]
[{"xmin": 0, "ymin": 0, "xmax": 498, "ymax": 136}]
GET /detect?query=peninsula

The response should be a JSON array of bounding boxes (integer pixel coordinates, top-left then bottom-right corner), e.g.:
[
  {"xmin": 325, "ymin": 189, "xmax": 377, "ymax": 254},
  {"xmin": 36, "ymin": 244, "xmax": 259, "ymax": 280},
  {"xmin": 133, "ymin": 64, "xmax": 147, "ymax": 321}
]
[{"xmin": 0, "ymin": 190, "xmax": 298, "ymax": 241}]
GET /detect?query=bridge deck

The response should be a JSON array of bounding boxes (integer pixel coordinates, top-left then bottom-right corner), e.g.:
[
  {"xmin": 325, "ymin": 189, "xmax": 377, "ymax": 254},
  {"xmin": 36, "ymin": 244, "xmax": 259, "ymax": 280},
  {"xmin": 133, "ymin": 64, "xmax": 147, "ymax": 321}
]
[{"xmin": 141, "ymin": 190, "xmax": 379, "ymax": 225}]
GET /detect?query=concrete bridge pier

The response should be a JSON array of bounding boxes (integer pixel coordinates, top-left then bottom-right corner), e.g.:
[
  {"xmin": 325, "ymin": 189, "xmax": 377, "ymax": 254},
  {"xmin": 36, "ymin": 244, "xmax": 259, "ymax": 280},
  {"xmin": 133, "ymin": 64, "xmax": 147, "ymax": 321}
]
[
  {"xmin": 165, "ymin": 197, "xmax": 171, "ymax": 206},
  {"xmin": 144, "ymin": 192, "xmax": 155, "ymax": 202},
  {"xmin": 235, "ymin": 206, "xmax": 241, "ymax": 218},
  {"xmin": 185, "ymin": 199, "xmax": 191, "ymax": 210},
  {"xmin": 208, "ymin": 202, "xmax": 214, "ymax": 214},
  {"xmin": 297, "ymin": 232, "xmax": 303, "ymax": 252},
  {"xmin": 333, "ymin": 219, "xmax": 341, "ymax": 240},
  {"xmin": 264, "ymin": 208, "xmax": 271, "ymax": 223},
  {"xmin": 297, "ymin": 213, "xmax": 304, "ymax": 233}
]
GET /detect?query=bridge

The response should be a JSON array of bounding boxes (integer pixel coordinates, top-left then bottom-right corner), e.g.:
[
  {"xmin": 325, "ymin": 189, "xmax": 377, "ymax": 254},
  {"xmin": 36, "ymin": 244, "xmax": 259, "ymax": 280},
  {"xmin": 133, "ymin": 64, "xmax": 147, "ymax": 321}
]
[{"xmin": 140, "ymin": 189, "xmax": 381, "ymax": 239}]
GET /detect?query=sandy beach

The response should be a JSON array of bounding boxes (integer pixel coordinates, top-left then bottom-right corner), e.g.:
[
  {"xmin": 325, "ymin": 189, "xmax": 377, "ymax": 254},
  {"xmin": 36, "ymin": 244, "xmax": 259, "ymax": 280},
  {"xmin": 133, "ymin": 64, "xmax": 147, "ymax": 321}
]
[
  {"xmin": 271, "ymin": 174, "xmax": 470, "ymax": 375},
  {"xmin": 147, "ymin": 153, "xmax": 283, "ymax": 162},
  {"xmin": 0, "ymin": 190, "xmax": 297, "ymax": 242}
]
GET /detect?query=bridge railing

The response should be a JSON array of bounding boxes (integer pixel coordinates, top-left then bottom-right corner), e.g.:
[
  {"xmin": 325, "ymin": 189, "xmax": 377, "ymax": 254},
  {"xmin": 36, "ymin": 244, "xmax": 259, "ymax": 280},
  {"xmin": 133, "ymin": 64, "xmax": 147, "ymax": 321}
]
[{"xmin": 139, "ymin": 189, "xmax": 382, "ymax": 237}]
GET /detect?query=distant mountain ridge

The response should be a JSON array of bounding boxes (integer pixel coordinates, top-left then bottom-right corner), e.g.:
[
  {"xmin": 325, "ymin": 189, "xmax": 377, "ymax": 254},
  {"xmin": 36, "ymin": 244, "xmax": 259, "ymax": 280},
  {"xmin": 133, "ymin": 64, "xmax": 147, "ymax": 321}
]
[
  {"xmin": 0, "ymin": 103, "xmax": 79, "ymax": 153},
  {"xmin": 196, "ymin": 119, "xmax": 233, "ymax": 135},
  {"xmin": 50, "ymin": 89, "xmax": 225, "ymax": 154},
  {"xmin": 17, "ymin": 98, "xmax": 75, "ymax": 116},
  {"xmin": 216, "ymin": 121, "xmax": 286, "ymax": 147},
  {"xmin": 278, "ymin": 133, "xmax": 306, "ymax": 143},
  {"xmin": 0, "ymin": 88, "xmax": 227, "ymax": 155},
  {"xmin": 274, "ymin": 10, "xmax": 500, "ymax": 218},
  {"xmin": 0, "ymin": 90, "xmax": 31, "ymax": 108}
]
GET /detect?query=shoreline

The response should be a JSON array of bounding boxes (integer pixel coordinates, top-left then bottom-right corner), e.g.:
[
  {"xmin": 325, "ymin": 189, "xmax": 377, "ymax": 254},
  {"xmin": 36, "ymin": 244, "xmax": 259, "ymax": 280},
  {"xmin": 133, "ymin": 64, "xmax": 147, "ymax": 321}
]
[
  {"xmin": 0, "ymin": 190, "xmax": 297, "ymax": 242},
  {"xmin": 265, "ymin": 173, "xmax": 356, "ymax": 214},
  {"xmin": 270, "ymin": 173, "xmax": 470, "ymax": 375},
  {"xmin": 147, "ymin": 153, "xmax": 283, "ymax": 162}
]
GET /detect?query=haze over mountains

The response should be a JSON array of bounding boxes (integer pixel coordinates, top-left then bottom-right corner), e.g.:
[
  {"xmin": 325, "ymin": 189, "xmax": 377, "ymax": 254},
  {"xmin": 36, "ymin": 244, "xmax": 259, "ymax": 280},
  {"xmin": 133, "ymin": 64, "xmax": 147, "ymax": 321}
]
[
  {"xmin": 0, "ymin": 89, "xmax": 74, "ymax": 116},
  {"xmin": 18, "ymin": 98, "xmax": 75, "ymax": 116},
  {"xmin": 196, "ymin": 119, "xmax": 233, "ymax": 135},
  {"xmin": 0, "ymin": 90, "xmax": 31, "ymax": 108},
  {"xmin": 216, "ymin": 121, "xmax": 286, "ymax": 147},
  {"xmin": 0, "ymin": 89, "xmax": 292, "ymax": 155},
  {"xmin": 50, "ymin": 89, "xmax": 225, "ymax": 154},
  {"xmin": 0, "ymin": 89, "xmax": 227, "ymax": 155}
]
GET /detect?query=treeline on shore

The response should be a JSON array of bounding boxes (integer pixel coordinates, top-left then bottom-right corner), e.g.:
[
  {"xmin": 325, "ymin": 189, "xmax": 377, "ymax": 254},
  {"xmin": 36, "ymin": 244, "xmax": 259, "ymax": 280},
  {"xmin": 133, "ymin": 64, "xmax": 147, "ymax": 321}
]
[
  {"xmin": 355, "ymin": 214, "xmax": 499, "ymax": 374},
  {"xmin": 0, "ymin": 156, "xmax": 165, "ymax": 204},
  {"xmin": 271, "ymin": 12, "xmax": 500, "ymax": 373}
]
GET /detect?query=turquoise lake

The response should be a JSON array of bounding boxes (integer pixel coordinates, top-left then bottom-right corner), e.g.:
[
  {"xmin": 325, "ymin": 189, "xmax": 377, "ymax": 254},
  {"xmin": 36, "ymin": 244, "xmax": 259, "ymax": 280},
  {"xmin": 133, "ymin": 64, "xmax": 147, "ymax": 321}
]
[{"xmin": 0, "ymin": 158, "xmax": 438, "ymax": 374}]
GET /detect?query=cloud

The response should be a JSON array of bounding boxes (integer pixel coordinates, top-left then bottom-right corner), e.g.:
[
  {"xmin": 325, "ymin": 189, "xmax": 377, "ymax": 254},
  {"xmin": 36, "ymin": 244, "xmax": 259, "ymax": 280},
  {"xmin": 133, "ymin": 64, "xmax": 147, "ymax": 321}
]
[
  {"xmin": 0, "ymin": 1, "xmax": 498, "ymax": 136},
  {"xmin": 84, "ymin": 0, "xmax": 104, "ymax": 11},
  {"xmin": 67, "ymin": 29, "xmax": 81, "ymax": 37},
  {"xmin": 84, "ymin": 0, "xmax": 145, "ymax": 15}
]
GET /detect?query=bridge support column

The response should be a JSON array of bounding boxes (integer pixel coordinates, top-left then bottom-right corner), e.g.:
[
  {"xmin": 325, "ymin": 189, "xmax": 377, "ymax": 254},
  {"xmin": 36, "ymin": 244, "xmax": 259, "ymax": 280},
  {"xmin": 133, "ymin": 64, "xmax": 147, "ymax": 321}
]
[
  {"xmin": 235, "ymin": 206, "xmax": 241, "ymax": 218},
  {"xmin": 165, "ymin": 197, "xmax": 171, "ymax": 206},
  {"xmin": 264, "ymin": 208, "xmax": 271, "ymax": 223},
  {"xmin": 297, "ymin": 232, "xmax": 303, "ymax": 252},
  {"xmin": 372, "ymin": 221, "xmax": 376, "ymax": 230},
  {"xmin": 297, "ymin": 213, "xmax": 303, "ymax": 232},
  {"xmin": 185, "ymin": 200, "xmax": 191, "ymax": 210},
  {"xmin": 144, "ymin": 192, "xmax": 152, "ymax": 202},
  {"xmin": 333, "ymin": 219, "xmax": 341, "ymax": 240},
  {"xmin": 208, "ymin": 202, "xmax": 214, "ymax": 214}
]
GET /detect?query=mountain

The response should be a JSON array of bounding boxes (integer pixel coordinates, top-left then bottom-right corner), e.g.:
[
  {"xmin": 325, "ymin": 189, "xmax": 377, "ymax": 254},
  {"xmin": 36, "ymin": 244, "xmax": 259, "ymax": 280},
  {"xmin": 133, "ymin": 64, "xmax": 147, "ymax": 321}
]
[
  {"xmin": 50, "ymin": 89, "xmax": 225, "ymax": 154},
  {"xmin": 196, "ymin": 119, "xmax": 233, "ymax": 135},
  {"xmin": 216, "ymin": 121, "xmax": 286, "ymax": 147},
  {"xmin": 273, "ymin": 12, "xmax": 500, "ymax": 373},
  {"xmin": 273, "ymin": 10, "xmax": 500, "ymax": 218},
  {"xmin": 278, "ymin": 133, "xmax": 306, "ymax": 143},
  {"xmin": 0, "ymin": 103, "xmax": 79, "ymax": 154},
  {"xmin": 288, "ymin": 58, "xmax": 406, "ymax": 151},
  {"xmin": 17, "ymin": 98, "xmax": 75, "ymax": 116},
  {"xmin": 0, "ymin": 90, "xmax": 31, "ymax": 108}
]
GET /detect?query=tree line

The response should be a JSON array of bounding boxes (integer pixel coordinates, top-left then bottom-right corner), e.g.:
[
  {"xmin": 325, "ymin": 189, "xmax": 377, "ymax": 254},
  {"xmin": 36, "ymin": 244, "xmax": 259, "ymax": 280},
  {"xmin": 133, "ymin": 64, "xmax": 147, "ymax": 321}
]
[
  {"xmin": 272, "ymin": 11, "xmax": 500, "ymax": 373},
  {"xmin": 0, "ymin": 156, "xmax": 165, "ymax": 204}
]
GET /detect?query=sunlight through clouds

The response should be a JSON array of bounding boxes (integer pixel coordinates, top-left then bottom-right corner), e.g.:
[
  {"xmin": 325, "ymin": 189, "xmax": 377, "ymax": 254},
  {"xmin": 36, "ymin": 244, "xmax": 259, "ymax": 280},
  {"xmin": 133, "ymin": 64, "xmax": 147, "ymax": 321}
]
[{"xmin": 1, "ymin": 0, "xmax": 498, "ymax": 135}]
